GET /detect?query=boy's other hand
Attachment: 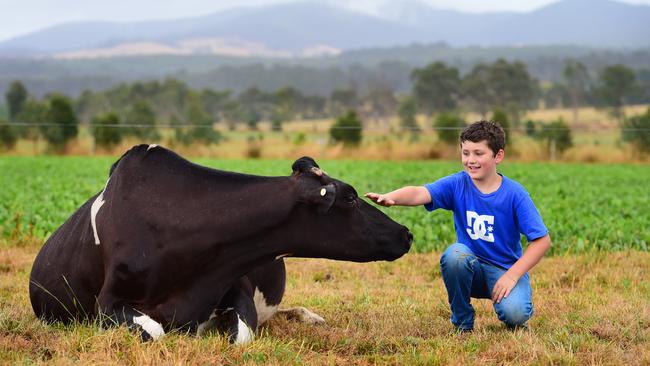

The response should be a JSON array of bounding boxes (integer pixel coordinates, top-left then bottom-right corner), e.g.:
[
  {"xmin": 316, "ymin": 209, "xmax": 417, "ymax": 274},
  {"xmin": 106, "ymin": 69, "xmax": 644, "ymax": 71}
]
[
  {"xmin": 364, "ymin": 192, "xmax": 396, "ymax": 207},
  {"xmin": 492, "ymin": 273, "xmax": 519, "ymax": 304}
]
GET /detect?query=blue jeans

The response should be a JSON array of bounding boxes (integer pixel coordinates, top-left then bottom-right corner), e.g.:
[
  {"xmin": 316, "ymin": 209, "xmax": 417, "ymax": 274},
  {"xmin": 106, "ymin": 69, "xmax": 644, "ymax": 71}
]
[{"xmin": 440, "ymin": 243, "xmax": 533, "ymax": 330}]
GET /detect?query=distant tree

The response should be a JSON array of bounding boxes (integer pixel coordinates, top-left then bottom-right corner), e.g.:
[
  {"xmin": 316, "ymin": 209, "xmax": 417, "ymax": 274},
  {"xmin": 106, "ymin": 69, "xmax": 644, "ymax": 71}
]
[
  {"xmin": 174, "ymin": 96, "xmax": 221, "ymax": 146},
  {"xmin": 270, "ymin": 109, "xmax": 286, "ymax": 132},
  {"xmin": 0, "ymin": 119, "xmax": 17, "ymax": 150},
  {"xmin": 274, "ymin": 86, "xmax": 302, "ymax": 121},
  {"xmin": 398, "ymin": 96, "xmax": 420, "ymax": 135},
  {"xmin": 245, "ymin": 109, "xmax": 261, "ymax": 130},
  {"xmin": 363, "ymin": 82, "xmax": 397, "ymax": 126},
  {"xmin": 185, "ymin": 96, "xmax": 212, "ymax": 127},
  {"xmin": 13, "ymin": 100, "xmax": 47, "ymax": 152},
  {"xmin": 563, "ymin": 59, "xmax": 590, "ymax": 123},
  {"xmin": 461, "ymin": 63, "xmax": 493, "ymax": 118},
  {"xmin": 202, "ymin": 89, "xmax": 231, "ymax": 122},
  {"xmin": 237, "ymin": 87, "xmax": 270, "ymax": 128},
  {"xmin": 487, "ymin": 59, "xmax": 538, "ymax": 124},
  {"xmin": 124, "ymin": 100, "xmax": 160, "ymax": 141},
  {"xmin": 222, "ymin": 101, "xmax": 244, "ymax": 130},
  {"xmin": 92, "ymin": 112, "xmax": 122, "ymax": 149},
  {"xmin": 411, "ymin": 62, "xmax": 461, "ymax": 116},
  {"xmin": 330, "ymin": 111, "xmax": 363, "ymax": 146},
  {"xmin": 434, "ymin": 112, "xmax": 465, "ymax": 146},
  {"xmin": 536, "ymin": 118, "xmax": 573, "ymax": 160},
  {"xmin": 156, "ymin": 78, "xmax": 191, "ymax": 120},
  {"xmin": 238, "ymin": 87, "xmax": 265, "ymax": 106},
  {"xmin": 301, "ymin": 95, "xmax": 327, "ymax": 119},
  {"xmin": 543, "ymin": 82, "xmax": 570, "ymax": 109},
  {"xmin": 594, "ymin": 64, "xmax": 637, "ymax": 121},
  {"xmin": 130, "ymin": 80, "xmax": 162, "ymax": 101},
  {"xmin": 634, "ymin": 69, "xmax": 650, "ymax": 105},
  {"xmin": 40, "ymin": 94, "xmax": 78, "ymax": 151},
  {"xmin": 329, "ymin": 88, "xmax": 358, "ymax": 116},
  {"xmin": 491, "ymin": 109, "xmax": 511, "ymax": 145},
  {"xmin": 5, "ymin": 80, "xmax": 28, "ymax": 121},
  {"xmin": 76, "ymin": 90, "xmax": 97, "ymax": 121},
  {"xmin": 621, "ymin": 107, "xmax": 650, "ymax": 156},
  {"xmin": 461, "ymin": 60, "xmax": 537, "ymax": 123},
  {"xmin": 525, "ymin": 120, "xmax": 537, "ymax": 137},
  {"xmin": 186, "ymin": 98, "xmax": 221, "ymax": 145}
]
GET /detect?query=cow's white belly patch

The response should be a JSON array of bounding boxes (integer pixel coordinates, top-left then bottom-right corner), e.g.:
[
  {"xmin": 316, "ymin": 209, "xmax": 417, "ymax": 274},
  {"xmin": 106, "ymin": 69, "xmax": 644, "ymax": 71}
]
[
  {"xmin": 133, "ymin": 314, "xmax": 165, "ymax": 340},
  {"xmin": 90, "ymin": 178, "xmax": 110, "ymax": 245},
  {"xmin": 235, "ymin": 314, "xmax": 254, "ymax": 345},
  {"xmin": 253, "ymin": 288, "xmax": 278, "ymax": 325}
]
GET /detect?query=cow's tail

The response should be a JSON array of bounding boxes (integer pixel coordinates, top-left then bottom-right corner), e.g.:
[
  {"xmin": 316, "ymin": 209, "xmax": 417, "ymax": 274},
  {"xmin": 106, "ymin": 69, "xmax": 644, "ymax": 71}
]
[{"xmin": 109, "ymin": 144, "xmax": 161, "ymax": 176}]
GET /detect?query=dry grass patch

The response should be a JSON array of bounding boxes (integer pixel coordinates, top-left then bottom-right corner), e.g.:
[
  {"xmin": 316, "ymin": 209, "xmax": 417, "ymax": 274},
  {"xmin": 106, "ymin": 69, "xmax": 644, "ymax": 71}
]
[{"xmin": 1, "ymin": 241, "xmax": 649, "ymax": 364}]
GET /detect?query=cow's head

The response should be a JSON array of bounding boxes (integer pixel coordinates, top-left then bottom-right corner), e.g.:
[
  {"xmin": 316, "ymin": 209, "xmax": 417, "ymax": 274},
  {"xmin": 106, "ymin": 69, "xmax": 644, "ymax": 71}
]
[{"xmin": 288, "ymin": 156, "xmax": 412, "ymax": 262}]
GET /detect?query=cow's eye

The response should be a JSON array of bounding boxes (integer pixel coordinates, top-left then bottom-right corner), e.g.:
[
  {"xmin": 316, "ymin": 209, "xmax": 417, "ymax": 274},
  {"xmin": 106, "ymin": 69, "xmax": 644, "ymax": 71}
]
[{"xmin": 345, "ymin": 195, "xmax": 357, "ymax": 205}]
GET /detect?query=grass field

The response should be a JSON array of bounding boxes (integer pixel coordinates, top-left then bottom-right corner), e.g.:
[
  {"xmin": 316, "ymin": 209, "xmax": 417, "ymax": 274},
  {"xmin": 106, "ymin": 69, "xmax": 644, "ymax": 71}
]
[
  {"xmin": 1, "ymin": 240, "xmax": 649, "ymax": 364},
  {"xmin": 1, "ymin": 155, "xmax": 649, "ymax": 364}
]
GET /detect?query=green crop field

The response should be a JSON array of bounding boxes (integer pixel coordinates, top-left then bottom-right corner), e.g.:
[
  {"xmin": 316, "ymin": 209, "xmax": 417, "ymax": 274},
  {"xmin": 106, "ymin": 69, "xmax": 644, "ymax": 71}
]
[
  {"xmin": 1, "ymin": 154, "xmax": 649, "ymax": 254},
  {"xmin": 1, "ymin": 152, "xmax": 650, "ymax": 364}
]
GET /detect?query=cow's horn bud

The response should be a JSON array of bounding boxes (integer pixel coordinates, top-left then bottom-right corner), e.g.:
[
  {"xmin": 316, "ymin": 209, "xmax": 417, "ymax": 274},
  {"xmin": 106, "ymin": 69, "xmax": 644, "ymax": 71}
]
[
  {"xmin": 311, "ymin": 167, "xmax": 323, "ymax": 177},
  {"xmin": 320, "ymin": 188, "xmax": 327, "ymax": 196}
]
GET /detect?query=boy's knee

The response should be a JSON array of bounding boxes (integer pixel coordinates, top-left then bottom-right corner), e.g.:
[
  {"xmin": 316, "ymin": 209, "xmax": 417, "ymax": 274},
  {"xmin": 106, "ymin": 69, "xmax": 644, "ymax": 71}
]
[
  {"xmin": 496, "ymin": 301, "xmax": 533, "ymax": 328},
  {"xmin": 440, "ymin": 243, "xmax": 476, "ymax": 265},
  {"xmin": 440, "ymin": 243, "xmax": 475, "ymax": 270}
]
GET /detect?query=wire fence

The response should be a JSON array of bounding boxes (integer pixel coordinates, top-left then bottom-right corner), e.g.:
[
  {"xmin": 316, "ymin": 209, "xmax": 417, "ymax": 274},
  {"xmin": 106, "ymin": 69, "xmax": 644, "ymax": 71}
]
[{"xmin": 2, "ymin": 121, "xmax": 650, "ymax": 133}]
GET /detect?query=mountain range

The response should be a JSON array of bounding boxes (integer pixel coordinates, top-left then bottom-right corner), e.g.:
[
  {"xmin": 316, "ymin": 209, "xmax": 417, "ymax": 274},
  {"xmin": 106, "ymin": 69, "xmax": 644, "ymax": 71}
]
[{"xmin": 1, "ymin": 0, "xmax": 649, "ymax": 58}]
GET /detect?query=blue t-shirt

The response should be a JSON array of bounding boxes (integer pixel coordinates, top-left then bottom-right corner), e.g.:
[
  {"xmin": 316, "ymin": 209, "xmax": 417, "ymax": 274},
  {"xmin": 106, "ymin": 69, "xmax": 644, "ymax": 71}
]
[{"xmin": 424, "ymin": 171, "xmax": 548, "ymax": 269}]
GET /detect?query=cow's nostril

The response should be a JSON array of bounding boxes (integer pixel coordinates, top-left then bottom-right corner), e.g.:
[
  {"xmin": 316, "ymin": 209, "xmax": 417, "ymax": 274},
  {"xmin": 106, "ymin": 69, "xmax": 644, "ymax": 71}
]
[{"xmin": 406, "ymin": 231, "xmax": 413, "ymax": 244}]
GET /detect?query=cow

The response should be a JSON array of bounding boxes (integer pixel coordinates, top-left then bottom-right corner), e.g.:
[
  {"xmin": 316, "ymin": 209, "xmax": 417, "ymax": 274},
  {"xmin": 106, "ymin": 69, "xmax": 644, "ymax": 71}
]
[{"xmin": 29, "ymin": 144, "xmax": 412, "ymax": 343}]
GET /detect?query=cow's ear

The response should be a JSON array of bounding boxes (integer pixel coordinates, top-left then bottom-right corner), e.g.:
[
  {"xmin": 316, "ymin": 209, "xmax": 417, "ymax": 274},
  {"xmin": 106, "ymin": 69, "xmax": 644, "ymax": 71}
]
[{"xmin": 292, "ymin": 156, "xmax": 324, "ymax": 176}]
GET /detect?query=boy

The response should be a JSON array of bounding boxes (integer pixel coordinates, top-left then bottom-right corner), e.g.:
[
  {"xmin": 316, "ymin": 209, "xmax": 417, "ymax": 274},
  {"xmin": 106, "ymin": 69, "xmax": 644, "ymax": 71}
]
[{"xmin": 365, "ymin": 120, "xmax": 551, "ymax": 332}]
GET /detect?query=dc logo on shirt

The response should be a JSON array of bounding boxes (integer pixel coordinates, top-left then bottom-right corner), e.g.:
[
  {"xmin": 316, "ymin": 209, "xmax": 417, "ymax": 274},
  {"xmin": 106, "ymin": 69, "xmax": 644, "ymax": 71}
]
[{"xmin": 466, "ymin": 211, "xmax": 495, "ymax": 242}]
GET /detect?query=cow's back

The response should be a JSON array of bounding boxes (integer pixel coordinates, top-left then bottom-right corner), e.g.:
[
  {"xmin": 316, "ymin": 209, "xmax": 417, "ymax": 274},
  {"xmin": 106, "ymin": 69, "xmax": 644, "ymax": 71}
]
[{"xmin": 29, "ymin": 196, "xmax": 105, "ymax": 323}]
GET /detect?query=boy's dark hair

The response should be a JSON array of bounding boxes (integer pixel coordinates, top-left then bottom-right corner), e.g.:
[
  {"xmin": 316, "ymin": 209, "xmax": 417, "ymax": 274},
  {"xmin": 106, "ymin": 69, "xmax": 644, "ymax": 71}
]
[{"xmin": 460, "ymin": 120, "xmax": 506, "ymax": 155}]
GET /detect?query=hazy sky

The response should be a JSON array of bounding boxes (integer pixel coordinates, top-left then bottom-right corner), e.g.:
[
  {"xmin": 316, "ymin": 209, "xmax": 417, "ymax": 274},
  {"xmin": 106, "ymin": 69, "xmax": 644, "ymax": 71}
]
[{"xmin": 1, "ymin": 0, "xmax": 650, "ymax": 42}]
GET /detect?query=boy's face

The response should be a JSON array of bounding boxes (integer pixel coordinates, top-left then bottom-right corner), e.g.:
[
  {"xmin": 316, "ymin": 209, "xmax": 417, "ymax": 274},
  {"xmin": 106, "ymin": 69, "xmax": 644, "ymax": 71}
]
[{"xmin": 461, "ymin": 140, "xmax": 504, "ymax": 181}]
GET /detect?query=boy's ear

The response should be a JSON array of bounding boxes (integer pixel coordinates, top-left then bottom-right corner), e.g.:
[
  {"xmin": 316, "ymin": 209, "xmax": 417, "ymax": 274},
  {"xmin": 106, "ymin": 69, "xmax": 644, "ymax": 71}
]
[{"xmin": 495, "ymin": 149, "xmax": 505, "ymax": 163}]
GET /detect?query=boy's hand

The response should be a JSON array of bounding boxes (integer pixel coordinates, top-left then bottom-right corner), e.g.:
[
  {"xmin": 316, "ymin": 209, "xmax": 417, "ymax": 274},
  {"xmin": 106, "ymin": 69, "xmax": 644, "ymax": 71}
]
[
  {"xmin": 492, "ymin": 273, "xmax": 518, "ymax": 304},
  {"xmin": 364, "ymin": 192, "xmax": 396, "ymax": 207}
]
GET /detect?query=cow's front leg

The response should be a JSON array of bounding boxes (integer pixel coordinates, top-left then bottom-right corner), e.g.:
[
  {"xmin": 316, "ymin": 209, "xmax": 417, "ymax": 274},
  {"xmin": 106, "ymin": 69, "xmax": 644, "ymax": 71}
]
[
  {"xmin": 197, "ymin": 277, "xmax": 257, "ymax": 345},
  {"xmin": 98, "ymin": 300, "xmax": 165, "ymax": 341}
]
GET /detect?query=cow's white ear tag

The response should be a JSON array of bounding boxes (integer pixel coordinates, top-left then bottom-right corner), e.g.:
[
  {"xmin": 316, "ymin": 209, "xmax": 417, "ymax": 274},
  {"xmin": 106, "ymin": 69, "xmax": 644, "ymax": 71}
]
[{"xmin": 320, "ymin": 188, "xmax": 327, "ymax": 196}]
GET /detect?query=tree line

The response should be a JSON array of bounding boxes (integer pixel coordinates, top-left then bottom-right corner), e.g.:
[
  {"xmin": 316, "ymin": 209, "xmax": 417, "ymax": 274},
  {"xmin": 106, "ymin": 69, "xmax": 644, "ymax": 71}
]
[{"xmin": 1, "ymin": 58, "xmax": 649, "ymax": 156}]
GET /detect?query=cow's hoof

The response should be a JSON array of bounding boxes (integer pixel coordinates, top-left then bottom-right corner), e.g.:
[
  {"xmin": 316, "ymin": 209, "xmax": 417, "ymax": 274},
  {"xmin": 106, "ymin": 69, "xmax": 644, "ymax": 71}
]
[
  {"xmin": 280, "ymin": 307, "xmax": 326, "ymax": 325},
  {"xmin": 132, "ymin": 315, "xmax": 166, "ymax": 341}
]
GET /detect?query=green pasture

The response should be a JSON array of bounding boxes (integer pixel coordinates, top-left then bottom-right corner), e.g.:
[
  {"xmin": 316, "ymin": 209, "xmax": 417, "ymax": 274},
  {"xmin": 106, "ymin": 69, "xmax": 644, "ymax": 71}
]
[{"xmin": 1, "ymin": 154, "xmax": 648, "ymax": 254}]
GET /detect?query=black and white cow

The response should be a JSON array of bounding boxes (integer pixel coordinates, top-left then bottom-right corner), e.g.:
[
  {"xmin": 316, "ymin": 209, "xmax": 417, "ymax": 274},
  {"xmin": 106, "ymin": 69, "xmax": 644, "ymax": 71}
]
[{"xmin": 29, "ymin": 144, "xmax": 412, "ymax": 343}]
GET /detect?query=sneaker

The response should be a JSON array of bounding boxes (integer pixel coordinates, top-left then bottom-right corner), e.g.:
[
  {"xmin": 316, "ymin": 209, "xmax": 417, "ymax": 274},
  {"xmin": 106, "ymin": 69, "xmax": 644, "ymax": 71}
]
[{"xmin": 506, "ymin": 323, "xmax": 529, "ymax": 331}]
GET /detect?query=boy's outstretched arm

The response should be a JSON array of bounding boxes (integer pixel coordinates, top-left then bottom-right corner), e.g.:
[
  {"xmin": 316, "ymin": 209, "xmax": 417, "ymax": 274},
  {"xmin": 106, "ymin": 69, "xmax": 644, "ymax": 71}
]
[
  {"xmin": 492, "ymin": 234, "xmax": 552, "ymax": 303},
  {"xmin": 365, "ymin": 186, "xmax": 431, "ymax": 207}
]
